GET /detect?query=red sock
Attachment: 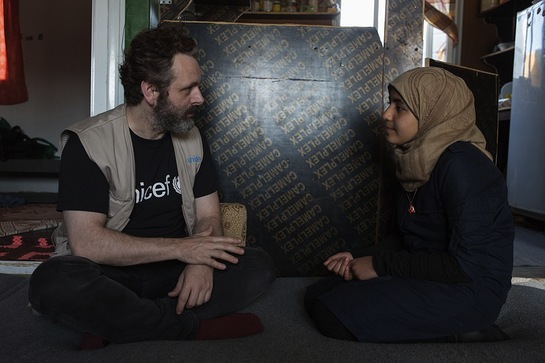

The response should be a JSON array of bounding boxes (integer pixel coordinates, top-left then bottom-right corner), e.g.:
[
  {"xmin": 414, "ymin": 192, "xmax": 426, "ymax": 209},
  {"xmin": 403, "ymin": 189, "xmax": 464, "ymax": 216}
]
[
  {"xmin": 195, "ymin": 313, "xmax": 264, "ymax": 340},
  {"xmin": 80, "ymin": 332, "xmax": 108, "ymax": 350}
]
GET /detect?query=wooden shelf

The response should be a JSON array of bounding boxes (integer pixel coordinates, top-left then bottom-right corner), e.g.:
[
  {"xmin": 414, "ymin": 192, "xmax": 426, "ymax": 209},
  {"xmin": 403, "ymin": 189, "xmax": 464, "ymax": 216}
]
[
  {"xmin": 237, "ymin": 11, "xmax": 340, "ymax": 26},
  {"xmin": 481, "ymin": 46, "xmax": 514, "ymax": 60},
  {"xmin": 480, "ymin": 1, "xmax": 513, "ymax": 16},
  {"xmin": 0, "ymin": 159, "xmax": 60, "ymax": 177},
  {"xmin": 480, "ymin": 0, "xmax": 533, "ymax": 42},
  {"xmin": 480, "ymin": 0, "xmax": 532, "ymax": 17},
  {"xmin": 482, "ymin": 47, "xmax": 514, "ymax": 86},
  {"xmin": 478, "ymin": 0, "xmax": 532, "ymax": 85}
]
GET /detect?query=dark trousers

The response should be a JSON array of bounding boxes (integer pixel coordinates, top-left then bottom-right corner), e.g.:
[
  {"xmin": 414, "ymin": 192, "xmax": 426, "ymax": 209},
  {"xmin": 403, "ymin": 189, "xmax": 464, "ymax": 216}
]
[
  {"xmin": 305, "ymin": 276, "xmax": 357, "ymax": 341},
  {"xmin": 305, "ymin": 275, "xmax": 504, "ymax": 343},
  {"xmin": 29, "ymin": 247, "xmax": 276, "ymax": 343}
]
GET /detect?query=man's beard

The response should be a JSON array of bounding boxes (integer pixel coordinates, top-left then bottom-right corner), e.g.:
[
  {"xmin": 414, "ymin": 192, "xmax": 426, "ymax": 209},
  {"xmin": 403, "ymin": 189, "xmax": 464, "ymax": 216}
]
[{"xmin": 152, "ymin": 94, "xmax": 195, "ymax": 134}]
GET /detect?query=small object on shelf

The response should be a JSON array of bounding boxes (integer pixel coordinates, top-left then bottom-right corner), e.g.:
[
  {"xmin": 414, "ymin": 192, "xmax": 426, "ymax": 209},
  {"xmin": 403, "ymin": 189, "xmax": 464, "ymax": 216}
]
[
  {"xmin": 498, "ymin": 81, "xmax": 512, "ymax": 110},
  {"xmin": 286, "ymin": 1, "xmax": 297, "ymax": 12},
  {"xmin": 500, "ymin": 81, "xmax": 512, "ymax": 99},
  {"xmin": 494, "ymin": 41, "xmax": 514, "ymax": 52},
  {"xmin": 272, "ymin": 1, "xmax": 281, "ymax": 12},
  {"xmin": 327, "ymin": 0, "xmax": 340, "ymax": 13},
  {"xmin": 498, "ymin": 98, "xmax": 511, "ymax": 110},
  {"xmin": 299, "ymin": 0, "xmax": 317, "ymax": 12},
  {"xmin": 262, "ymin": 0, "xmax": 272, "ymax": 12},
  {"xmin": 481, "ymin": 0, "xmax": 499, "ymax": 12}
]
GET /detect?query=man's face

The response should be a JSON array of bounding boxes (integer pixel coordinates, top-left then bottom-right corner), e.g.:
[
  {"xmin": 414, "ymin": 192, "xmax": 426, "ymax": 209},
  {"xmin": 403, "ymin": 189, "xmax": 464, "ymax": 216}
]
[{"xmin": 152, "ymin": 54, "xmax": 204, "ymax": 134}]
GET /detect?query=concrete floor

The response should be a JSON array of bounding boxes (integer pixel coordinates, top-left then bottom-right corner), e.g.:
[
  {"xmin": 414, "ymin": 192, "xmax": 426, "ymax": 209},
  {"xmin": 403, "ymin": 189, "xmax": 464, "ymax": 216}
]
[{"xmin": 513, "ymin": 217, "xmax": 545, "ymax": 278}]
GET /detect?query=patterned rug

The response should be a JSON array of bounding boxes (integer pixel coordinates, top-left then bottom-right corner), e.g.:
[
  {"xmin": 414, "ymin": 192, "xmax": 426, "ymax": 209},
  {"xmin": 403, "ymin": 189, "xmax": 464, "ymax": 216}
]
[
  {"xmin": 0, "ymin": 204, "xmax": 61, "ymax": 261},
  {"xmin": 0, "ymin": 228, "xmax": 56, "ymax": 261}
]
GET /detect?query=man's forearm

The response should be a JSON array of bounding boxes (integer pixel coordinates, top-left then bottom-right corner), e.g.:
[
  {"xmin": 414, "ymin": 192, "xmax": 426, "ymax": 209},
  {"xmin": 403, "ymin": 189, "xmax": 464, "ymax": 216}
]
[{"xmin": 70, "ymin": 226, "xmax": 182, "ymax": 266}]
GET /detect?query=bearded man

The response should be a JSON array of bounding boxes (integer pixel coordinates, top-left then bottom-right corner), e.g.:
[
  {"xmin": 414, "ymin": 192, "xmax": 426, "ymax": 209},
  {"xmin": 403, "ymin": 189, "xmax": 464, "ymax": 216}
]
[{"xmin": 29, "ymin": 24, "xmax": 275, "ymax": 348}]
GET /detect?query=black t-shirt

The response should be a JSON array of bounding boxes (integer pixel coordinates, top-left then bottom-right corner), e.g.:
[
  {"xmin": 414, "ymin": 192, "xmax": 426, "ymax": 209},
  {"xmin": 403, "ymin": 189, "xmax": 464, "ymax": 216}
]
[{"xmin": 57, "ymin": 130, "xmax": 217, "ymax": 238}]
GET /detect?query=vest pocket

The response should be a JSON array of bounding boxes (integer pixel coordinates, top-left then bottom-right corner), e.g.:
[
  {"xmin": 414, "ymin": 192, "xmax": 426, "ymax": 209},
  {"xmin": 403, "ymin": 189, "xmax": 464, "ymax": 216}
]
[{"xmin": 105, "ymin": 193, "xmax": 133, "ymax": 231}]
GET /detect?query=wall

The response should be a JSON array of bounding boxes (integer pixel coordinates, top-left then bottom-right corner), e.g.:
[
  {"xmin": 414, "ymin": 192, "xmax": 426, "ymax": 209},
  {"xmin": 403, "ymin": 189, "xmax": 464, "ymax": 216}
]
[
  {"xmin": 0, "ymin": 0, "xmax": 92, "ymax": 193},
  {"xmin": 459, "ymin": 1, "xmax": 499, "ymax": 73}
]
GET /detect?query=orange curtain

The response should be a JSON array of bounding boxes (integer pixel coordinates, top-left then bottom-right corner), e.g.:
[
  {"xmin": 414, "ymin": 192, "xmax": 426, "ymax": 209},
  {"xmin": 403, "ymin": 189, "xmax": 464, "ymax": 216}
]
[
  {"xmin": 0, "ymin": 0, "xmax": 28, "ymax": 105},
  {"xmin": 425, "ymin": 0, "xmax": 458, "ymax": 45},
  {"xmin": 1, "ymin": 0, "xmax": 7, "ymax": 80}
]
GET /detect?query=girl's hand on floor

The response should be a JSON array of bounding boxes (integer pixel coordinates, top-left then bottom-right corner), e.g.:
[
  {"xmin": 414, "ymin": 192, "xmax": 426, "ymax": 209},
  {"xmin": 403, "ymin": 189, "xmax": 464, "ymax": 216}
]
[{"xmin": 324, "ymin": 252, "xmax": 354, "ymax": 278}]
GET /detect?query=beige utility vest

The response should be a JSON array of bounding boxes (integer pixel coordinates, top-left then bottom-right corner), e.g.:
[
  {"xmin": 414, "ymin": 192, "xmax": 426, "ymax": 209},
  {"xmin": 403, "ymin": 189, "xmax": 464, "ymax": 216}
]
[{"xmin": 51, "ymin": 104, "xmax": 203, "ymax": 256}]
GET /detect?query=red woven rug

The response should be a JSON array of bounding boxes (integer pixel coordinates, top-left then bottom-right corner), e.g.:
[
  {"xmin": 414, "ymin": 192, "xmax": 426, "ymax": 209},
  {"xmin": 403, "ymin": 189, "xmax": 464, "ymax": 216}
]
[
  {"xmin": 0, "ymin": 204, "xmax": 61, "ymax": 262},
  {"xmin": 0, "ymin": 228, "xmax": 55, "ymax": 261}
]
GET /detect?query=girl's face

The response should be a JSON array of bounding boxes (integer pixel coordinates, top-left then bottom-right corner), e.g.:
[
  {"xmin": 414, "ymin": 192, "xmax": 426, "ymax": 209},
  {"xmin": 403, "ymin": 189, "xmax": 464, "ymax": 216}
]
[{"xmin": 382, "ymin": 88, "xmax": 419, "ymax": 146}]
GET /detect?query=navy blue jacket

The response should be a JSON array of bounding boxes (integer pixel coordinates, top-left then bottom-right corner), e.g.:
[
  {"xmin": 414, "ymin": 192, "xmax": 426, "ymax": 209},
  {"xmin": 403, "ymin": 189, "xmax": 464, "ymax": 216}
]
[{"xmin": 368, "ymin": 142, "xmax": 514, "ymax": 301}]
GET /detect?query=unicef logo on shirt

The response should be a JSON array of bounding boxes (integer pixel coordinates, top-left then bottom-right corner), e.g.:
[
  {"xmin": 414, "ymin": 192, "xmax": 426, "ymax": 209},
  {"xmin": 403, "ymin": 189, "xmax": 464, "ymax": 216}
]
[
  {"xmin": 187, "ymin": 155, "xmax": 202, "ymax": 164},
  {"xmin": 135, "ymin": 174, "xmax": 181, "ymax": 203},
  {"xmin": 173, "ymin": 176, "xmax": 181, "ymax": 195}
]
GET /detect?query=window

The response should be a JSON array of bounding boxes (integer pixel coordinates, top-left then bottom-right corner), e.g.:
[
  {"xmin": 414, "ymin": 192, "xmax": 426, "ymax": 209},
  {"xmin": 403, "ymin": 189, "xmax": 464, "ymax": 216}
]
[
  {"xmin": 340, "ymin": 0, "xmax": 386, "ymax": 43},
  {"xmin": 340, "ymin": 0, "xmax": 460, "ymax": 65},
  {"xmin": 423, "ymin": 1, "xmax": 461, "ymax": 64},
  {"xmin": 423, "ymin": 21, "xmax": 451, "ymax": 62}
]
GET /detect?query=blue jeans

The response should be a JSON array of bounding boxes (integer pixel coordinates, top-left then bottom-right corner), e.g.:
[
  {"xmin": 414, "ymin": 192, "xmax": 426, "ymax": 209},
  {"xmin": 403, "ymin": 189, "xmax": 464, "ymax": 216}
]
[{"xmin": 29, "ymin": 247, "xmax": 276, "ymax": 343}]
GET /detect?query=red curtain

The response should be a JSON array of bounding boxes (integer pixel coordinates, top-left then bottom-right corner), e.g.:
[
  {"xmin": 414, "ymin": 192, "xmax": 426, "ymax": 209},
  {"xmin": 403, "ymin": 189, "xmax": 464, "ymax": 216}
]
[{"xmin": 0, "ymin": 0, "xmax": 28, "ymax": 105}]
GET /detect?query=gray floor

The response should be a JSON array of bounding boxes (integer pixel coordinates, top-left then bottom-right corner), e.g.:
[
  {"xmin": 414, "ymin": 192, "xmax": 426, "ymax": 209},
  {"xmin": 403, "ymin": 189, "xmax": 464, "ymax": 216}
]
[
  {"xmin": 3, "ymin": 274, "xmax": 545, "ymax": 362},
  {"xmin": 513, "ymin": 218, "xmax": 545, "ymax": 278}
]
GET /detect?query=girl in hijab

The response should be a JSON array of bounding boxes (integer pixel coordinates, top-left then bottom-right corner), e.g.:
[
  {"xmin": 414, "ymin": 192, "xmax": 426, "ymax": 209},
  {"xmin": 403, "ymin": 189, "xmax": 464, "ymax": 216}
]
[{"xmin": 305, "ymin": 67, "xmax": 514, "ymax": 343}]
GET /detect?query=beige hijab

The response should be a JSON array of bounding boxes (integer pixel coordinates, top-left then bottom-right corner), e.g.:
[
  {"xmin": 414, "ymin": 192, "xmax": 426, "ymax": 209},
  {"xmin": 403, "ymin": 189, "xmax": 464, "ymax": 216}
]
[{"xmin": 389, "ymin": 67, "xmax": 492, "ymax": 192}]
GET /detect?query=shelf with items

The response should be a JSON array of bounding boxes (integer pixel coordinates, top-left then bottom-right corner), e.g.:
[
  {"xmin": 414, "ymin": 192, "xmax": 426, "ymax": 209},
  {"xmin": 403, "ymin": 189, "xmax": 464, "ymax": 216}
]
[
  {"xmin": 481, "ymin": 46, "xmax": 514, "ymax": 86},
  {"xmin": 480, "ymin": 0, "xmax": 533, "ymax": 16},
  {"xmin": 480, "ymin": 0, "xmax": 533, "ymax": 42},
  {"xmin": 479, "ymin": 0, "xmax": 533, "ymax": 85},
  {"xmin": 236, "ymin": 11, "xmax": 340, "ymax": 26}
]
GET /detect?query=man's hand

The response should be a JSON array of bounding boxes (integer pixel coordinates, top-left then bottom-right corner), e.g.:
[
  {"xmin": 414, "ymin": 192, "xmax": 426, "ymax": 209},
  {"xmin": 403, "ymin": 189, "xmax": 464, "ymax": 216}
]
[
  {"xmin": 177, "ymin": 225, "xmax": 244, "ymax": 269},
  {"xmin": 169, "ymin": 225, "xmax": 243, "ymax": 314},
  {"xmin": 168, "ymin": 264, "xmax": 213, "ymax": 314}
]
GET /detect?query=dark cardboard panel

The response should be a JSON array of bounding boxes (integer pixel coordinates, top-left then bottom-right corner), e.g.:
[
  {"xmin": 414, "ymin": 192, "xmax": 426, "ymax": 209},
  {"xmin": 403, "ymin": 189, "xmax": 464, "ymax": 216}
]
[
  {"xmin": 383, "ymin": 0, "xmax": 424, "ymax": 86},
  {"xmin": 180, "ymin": 22, "xmax": 385, "ymax": 276},
  {"xmin": 378, "ymin": 0, "xmax": 424, "ymax": 242},
  {"xmin": 161, "ymin": 1, "xmax": 434, "ymax": 276}
]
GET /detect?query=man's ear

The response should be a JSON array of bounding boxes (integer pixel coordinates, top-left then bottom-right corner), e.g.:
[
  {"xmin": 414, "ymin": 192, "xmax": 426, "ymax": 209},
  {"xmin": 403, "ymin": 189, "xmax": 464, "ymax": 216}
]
[{"xmin": 141, "ymin": 81, "xmax": 158, "ymax": 106}]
